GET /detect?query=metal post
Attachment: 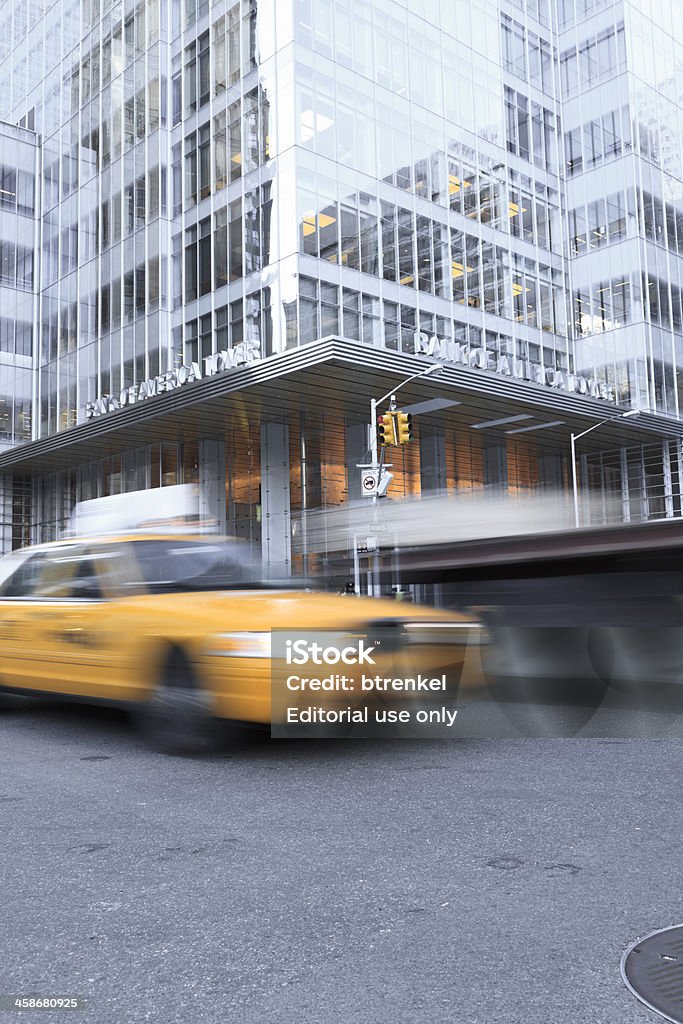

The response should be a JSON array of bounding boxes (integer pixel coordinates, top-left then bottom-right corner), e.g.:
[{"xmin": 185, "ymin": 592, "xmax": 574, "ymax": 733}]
[
  {"xmin": 370, "ymin": 397, "xmax": 380, "ymax": 519},
  {"xmin": 369, "ymin": 397, "xmax": 379, "ymax": 593},
  {"xmin": 571, "ymin": 431, "xmax": 580, "ymax": 528},
  {"xmin": 370, "ymin": 398, "xmax": 378, "ymax": 467}
]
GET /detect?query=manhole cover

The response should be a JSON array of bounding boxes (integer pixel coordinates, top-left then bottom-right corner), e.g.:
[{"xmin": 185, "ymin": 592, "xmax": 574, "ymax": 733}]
[{"xmin": 622, "ymin": 925, "xmax": 683, "ymax": 1023}]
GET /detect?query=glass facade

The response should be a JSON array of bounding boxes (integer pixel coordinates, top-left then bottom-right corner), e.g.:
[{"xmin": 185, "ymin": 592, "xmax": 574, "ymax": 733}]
[
  {"xmin": 0, "ymin": 121, "xmax": 36, "ymax": 449},
  {"xmin": 0, "ymin": 0, "xmax": 567, "ymax": 436},
  {"xmin": 0, "ymin": 0, "xmax": 682, "ymax": 551},
  {"xmin": 561, "ymin": 0, "xmax": 683, "ymax": 415}
]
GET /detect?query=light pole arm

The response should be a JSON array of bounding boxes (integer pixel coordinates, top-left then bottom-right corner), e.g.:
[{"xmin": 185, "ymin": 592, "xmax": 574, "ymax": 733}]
[
  {"xmin": 571, "ymin": 417, "xmax": 612, "ymax": 445},
  {"xmin": 369, "ymin": 364, "xmax": 440, "ymax": 468},
  {"xmin": 374, "ymin": 366, "xmax": 440, "ymax": 410}
]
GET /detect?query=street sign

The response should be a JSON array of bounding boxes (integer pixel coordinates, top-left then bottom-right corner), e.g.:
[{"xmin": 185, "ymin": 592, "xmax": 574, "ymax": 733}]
[{"xmin": 361, "ymin": 470, "xmax": 378, "ymax": 497}]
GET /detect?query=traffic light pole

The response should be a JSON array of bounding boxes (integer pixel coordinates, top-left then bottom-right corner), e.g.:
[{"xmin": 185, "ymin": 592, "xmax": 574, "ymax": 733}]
[
  {"xmin": 369, "ymin": 363, "xmax": 442, "ymax": 466},
  {"xmin": 361, "ymin": 363, "xmax": 443, "ymax": 595},
  {"xmin": 369, "ymin": 363, "xmax": 442, "ymax": 497},
  {"xmin": 369, "ymin": 396, "xmax": 380, "ymax": 595},
  {"xmin": 369, "ymin": 397, "xmax": 379, "ymax": 499}
]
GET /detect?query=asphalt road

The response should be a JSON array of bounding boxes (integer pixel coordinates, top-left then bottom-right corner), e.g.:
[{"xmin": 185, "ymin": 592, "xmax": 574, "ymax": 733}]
[{"xmin": 0, "ymin": 699, "xmax": 680, "ymax": 1024}]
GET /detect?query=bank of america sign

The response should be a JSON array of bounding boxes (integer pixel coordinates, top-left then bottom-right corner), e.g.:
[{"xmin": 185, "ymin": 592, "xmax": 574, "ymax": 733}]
[
  {"xmin": 414, "ymin": 333, "xmax": 614, "ymax": 402},
  {"xmin": 85, "ymin": 341, "xmax": 262, "ymax": 419}
]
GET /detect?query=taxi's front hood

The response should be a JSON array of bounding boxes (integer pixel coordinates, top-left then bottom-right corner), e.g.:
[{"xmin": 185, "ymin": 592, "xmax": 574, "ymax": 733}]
[{"xmin": 128, "ymin": 587, "xmax": 473, "ymax": 632}]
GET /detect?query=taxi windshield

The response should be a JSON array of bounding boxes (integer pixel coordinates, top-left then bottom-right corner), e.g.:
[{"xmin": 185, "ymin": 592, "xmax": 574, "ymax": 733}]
[{"xmin": 130, "ymin": 539, "xmax": 261, "ymax": 592}]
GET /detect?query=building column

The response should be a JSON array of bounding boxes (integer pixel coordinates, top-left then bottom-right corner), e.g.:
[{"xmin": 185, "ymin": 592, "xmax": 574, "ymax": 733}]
[
  {"xmin": 483, "ymin": 442, "xmax": 508, "ymax": 490},
  {"xmin": 198, "ymin": 439, "xmax": 227, "ymax": 534},
  {"xmin": 420, "ymin": 430, "xmax": 446, "ymax": 495},
  {"xmin": 346, "ymin": 422, "xmax": 368, "ymax": 501},
  {"xmin": 260, "ymin": 422, "xmax": 291, "ymax": 577},
  {"xmin": 620, "ymin": 448, "xmax": 631, "ymax": 523},
  {"xmin": 663, "ymin": 441, "xmax": 675, "ymax": 519},
  {"xmin": 0, "ymin": 475, "xmax": 12, "ymax": 554},
  {"xmin": 627, "ymin": 450, "xmax": 646, "ymax": 522},
  {"xmin": 578, "ymin": 452, "xmax": 590, "ymax": 524},
  {"xmin": 539, "ymin": 453, "xmax": 563, "ymax": 491}
]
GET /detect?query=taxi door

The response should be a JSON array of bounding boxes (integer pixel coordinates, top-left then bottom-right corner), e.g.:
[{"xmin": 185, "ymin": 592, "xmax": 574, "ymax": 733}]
[
  {"xmin": 1, "ymin": 543, "xmax": 98, "ymax": 694},
  {"xmin": 0, "ymin": 549, "xmax": 54, "ymax": 690},
  {"xmin": 34, "ymin": 547, "xmax": 140, "ymax": 702}
]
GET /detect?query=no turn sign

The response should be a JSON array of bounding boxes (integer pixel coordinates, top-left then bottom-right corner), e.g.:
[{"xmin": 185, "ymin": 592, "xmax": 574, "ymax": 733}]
[{"xmin": 361, "ymin": 470, "xmax": 378, "ymax": 497}]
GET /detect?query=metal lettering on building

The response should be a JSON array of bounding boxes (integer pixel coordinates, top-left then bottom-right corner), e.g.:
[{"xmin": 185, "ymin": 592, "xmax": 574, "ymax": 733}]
[
  {"xmin": 413, "ymin": 333, "xmax": 615, "ymax": 403},
  {"xmin": 85, "ymin": 341, "xmax": 262, "ymax": 419}
]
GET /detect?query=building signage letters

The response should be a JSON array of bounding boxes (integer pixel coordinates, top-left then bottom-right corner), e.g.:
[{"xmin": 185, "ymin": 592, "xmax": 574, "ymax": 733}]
[
  {"xmin": 414, "ymin": 332, "xmax": 614, "ymax": 402},
  {"xmin": 85, "ymin": 341, "xmax": 261, "ymax": 419}
]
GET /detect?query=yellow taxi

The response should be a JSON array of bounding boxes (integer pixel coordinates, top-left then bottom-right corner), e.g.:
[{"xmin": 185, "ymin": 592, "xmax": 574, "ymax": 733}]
[{"xmin": 0, "ymin": 532, "xmax": 482, "ymax": 752}]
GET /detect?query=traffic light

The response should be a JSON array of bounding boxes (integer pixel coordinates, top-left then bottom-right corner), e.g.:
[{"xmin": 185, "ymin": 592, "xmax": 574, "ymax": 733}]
[
  {"xmin": 377, "ymin": 412, "xmax": 398, "ymax": 447},
  {"xmin": 395, "ymin": 411, "xmax": 414, "ymax": 445}
]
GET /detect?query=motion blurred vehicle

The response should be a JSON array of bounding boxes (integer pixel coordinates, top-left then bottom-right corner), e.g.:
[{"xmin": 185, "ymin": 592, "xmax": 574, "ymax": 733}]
[
  {"xmin": 0, "ymin": 525, "xmax": 483, "ymax": 753},
  {"xmin": 369, "ymin": 499, "xmax": 683, "ymax": 694},
  {"xmin": 304, "ymin": 490, "xmax": 683, "ymax": 694}
]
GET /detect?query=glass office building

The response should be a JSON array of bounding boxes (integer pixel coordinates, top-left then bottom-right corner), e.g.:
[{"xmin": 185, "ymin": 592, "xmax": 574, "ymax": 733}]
[
  {"xmin": 562, "ymin": 0, "xmax": 683, "ymax": 415},
  {"xmin": 0, "ymin": 120, "xmax": 38, "ymax": 548},
  {"xmin": 0, "ymin": 0, "xmax": 682, "ymax": 565}
]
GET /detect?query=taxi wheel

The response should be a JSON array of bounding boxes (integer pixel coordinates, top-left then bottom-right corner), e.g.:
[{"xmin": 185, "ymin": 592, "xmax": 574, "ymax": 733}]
[{"xmin": 135, "ymin": 649, "xmax": 216, "ymax": 756}]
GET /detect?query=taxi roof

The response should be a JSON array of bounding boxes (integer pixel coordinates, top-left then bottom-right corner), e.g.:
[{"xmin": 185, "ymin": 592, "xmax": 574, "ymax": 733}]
[{"xmin": 6, "ymin": 532, "xmax": 250, "ymax": 557}]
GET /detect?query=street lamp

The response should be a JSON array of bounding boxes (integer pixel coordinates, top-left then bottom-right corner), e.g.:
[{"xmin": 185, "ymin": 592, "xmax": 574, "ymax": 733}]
[
  {"xmin": 369, "ymin": 363, "xmax": 443, "ymax": 472},
  {"xmin": 570, "ymin": 410, "xmax": 640, "ymax": 528}
]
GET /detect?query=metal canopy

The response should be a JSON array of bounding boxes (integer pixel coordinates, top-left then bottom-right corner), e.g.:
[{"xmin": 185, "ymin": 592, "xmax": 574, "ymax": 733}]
[{"xmin": 0, "ymin": 337, "xmax": 678, "ymax": 476}]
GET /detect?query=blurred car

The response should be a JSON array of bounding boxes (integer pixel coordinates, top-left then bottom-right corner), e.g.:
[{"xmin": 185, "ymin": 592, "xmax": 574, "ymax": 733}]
[{"xmin": 0, "ymin": 534, "xmax": 484, "ymax": 752}]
